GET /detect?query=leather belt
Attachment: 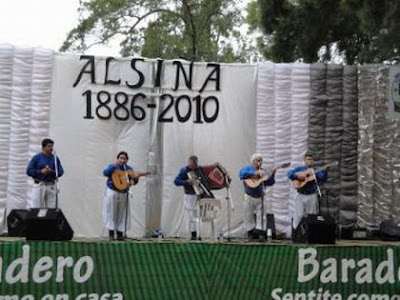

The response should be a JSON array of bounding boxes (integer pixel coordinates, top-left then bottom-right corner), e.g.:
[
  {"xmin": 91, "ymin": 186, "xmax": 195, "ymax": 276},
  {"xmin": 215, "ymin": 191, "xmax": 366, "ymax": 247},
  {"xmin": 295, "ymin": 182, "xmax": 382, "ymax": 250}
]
[{"xmin": 34, "ymin": 179, "xmax": 55, "ymax": 184}]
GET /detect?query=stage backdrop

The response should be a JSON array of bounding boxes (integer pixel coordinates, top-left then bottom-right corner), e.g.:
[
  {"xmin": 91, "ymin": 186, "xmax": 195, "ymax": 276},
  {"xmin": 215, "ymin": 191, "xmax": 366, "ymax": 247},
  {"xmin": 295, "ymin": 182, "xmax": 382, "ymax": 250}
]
[
  {"xmin": 28, "ymin": 50, "xmax": 257, "ymax": 238},
  {"xmin": 2, "ymin": 44, "xmax": 400, "ymax": 238}
]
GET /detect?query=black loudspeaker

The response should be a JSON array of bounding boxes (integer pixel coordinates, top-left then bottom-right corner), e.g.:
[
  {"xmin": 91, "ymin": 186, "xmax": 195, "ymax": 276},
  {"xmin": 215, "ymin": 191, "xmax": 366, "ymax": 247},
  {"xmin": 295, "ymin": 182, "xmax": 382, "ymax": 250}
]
[
  {"xmin": 7, "ymin": 209, "xmax": 29, "ymax": 237},
  {"xmin": 306, "ymin": 214, "xmax": 336, "ymax": 244},
  {"xmin": 293, "ymin": 214, "xmax": 336, "ymax": 244},
  {"xmin": 266, "ymin": 213, "xmax": 277, "ymax": 239},
  {"xmin": 26, "ymin": 209, "xmax": 73, "ymax": 241},
  {"xmin": 380, "ymin": 220, "xmax": 400, "ymax": 241}
]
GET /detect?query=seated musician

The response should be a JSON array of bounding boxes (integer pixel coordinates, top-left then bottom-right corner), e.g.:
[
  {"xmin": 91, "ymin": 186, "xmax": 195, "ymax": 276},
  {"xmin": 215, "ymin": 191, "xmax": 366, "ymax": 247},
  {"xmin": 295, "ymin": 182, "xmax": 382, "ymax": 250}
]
[
  {"xmin": 287, "ymin": 153, "xmax": 327, "ymax": 233},
  {"xmin": 174, "ymin": 155, "xmax": 200, "ymax": 240},
  {"xmin": 102, "ymin": 151, "xmax": 138, "ymax": 241},
  {"xmin": 239, "ymin": 153, "xmax": 276, "ymax": 239}
]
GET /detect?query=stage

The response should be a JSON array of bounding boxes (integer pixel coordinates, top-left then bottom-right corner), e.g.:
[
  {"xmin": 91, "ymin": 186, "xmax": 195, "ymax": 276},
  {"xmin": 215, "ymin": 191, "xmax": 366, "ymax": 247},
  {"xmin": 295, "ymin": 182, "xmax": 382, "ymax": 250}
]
[{"xmin": 0, "ymin": 237, "xmax": 400, "ymax": 299}]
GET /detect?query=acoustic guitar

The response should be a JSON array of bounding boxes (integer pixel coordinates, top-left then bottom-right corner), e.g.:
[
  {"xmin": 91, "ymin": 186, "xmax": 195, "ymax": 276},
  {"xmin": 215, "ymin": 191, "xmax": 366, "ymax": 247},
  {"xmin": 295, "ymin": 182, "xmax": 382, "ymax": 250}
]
[
  {"xmin": 243, "ymin": 163, "xmax": 291, "ymax": 188},
  {"xmin": 112, "ymin": 169, "xmax": 151, "ymax": 192},
  {"xmin": 291, "ymin": 161, "xmax": 338, "ymax": 190}
]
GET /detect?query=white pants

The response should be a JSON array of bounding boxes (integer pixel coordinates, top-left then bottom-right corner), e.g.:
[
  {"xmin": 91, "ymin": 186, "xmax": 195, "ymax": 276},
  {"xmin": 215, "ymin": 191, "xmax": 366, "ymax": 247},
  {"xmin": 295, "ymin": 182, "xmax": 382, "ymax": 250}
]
[
  {"xmin": 293, "ymin": 193, "xmax": 318, "ymax": 229},
  {"xmin": 244, "ymin": 194, "xmax": 263, "ymax": 231},
  {"xmin": 29, "ymin": 182, "xmax": 57, "ymax": 208},
  {"xmin": 102, "ymin": 187, "xmax": 130, "ymax": 232},
  {"xmin": 184, "ymin": 194, "xmax": 198, "ymax": 232}
]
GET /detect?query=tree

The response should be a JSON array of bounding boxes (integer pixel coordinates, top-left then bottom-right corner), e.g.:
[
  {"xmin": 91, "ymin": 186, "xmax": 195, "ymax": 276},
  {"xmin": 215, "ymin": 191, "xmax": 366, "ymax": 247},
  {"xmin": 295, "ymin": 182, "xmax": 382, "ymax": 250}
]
[
  {"xmin": 247, "ymin": 0, "xmax": 400, "ymax": 64},
  {"xmin": 60, "ymin": 0, "xmax": 251, "ymax": 62}
]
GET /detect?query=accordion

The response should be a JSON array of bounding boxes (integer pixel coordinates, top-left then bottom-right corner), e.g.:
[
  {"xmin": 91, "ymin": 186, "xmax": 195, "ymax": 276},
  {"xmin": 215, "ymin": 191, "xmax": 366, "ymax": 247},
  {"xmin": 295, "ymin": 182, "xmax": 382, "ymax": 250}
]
[{"xmin": 188, "ymin": 163, "xmax": 230, "ymax": 198}]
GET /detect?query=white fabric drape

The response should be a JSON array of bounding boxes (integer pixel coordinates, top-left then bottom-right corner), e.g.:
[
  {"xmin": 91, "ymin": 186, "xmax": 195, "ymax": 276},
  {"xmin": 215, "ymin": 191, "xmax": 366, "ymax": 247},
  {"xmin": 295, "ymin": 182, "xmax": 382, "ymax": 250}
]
[
  {"xmin": 0, "ymin": 45, "xmax": 54, "ymax": 228},
  {"xmin": 0, "ymin": 44, "xmax": 14, "ymax": 231},
  {"xmin": 256, "ymin": 63, "xmax": 310, "ymax": 236}
]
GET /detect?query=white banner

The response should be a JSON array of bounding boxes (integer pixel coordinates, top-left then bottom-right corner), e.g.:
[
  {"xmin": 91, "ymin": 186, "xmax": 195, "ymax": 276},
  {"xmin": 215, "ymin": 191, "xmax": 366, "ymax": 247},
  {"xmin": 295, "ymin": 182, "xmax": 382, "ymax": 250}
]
[{"xmin": 50, "ymin": 54, "xmax": 257, "ymax": 237}]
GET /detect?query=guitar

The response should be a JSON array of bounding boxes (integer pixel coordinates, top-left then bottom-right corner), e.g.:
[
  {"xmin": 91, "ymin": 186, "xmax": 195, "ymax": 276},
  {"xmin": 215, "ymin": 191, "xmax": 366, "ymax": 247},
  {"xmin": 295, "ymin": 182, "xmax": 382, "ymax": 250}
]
[
  {"xmin": 291, "ymin": 161, "xmax": 338, "ymax": 190},
  {"xmin": 112, "ymin": 169, "xmax": 151, "ymax": 192},
  {"xmin": 243, "ymin": 163, "xmax": 291, "ymax": 188}
]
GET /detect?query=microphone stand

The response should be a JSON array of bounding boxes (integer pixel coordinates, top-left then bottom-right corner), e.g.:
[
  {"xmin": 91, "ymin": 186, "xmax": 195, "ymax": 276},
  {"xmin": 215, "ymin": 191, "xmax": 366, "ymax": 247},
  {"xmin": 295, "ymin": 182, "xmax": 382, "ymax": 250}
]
[
  {"xmin": 259, "ymin": 162, "xmax": 266, "ymax": 241},
  {"xmin": 224, "ymin": 173, "xmax": 233, "ymax": 241},
  {"xmin": 123, "ymin": 164, "xmax": 130, "ymax": 240},
  {"xmin": 310, "ymin": 167, "xmax": 322, "ymax": 214},
  {"xmin": 54, "ymin": 150, "xmax": 59, "ymax": 210}
]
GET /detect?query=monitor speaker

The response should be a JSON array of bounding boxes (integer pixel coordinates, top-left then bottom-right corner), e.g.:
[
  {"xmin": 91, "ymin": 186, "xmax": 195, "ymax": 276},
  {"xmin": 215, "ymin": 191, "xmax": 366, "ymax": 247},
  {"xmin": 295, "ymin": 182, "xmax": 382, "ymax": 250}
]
[
  {"xmin": 306, "ymin": 214, "xmax": 336, "ymax": 244},
  {"xmin": 293, "ymin": 214, "xmax": 336, "ymax": 244},
  {"xmin": 26, "ymin": 208, "xmax": 73, "ymax": 241},
  {"xmin": 7, "ymin": 209, "xmax": 29, "ymax": 237}
]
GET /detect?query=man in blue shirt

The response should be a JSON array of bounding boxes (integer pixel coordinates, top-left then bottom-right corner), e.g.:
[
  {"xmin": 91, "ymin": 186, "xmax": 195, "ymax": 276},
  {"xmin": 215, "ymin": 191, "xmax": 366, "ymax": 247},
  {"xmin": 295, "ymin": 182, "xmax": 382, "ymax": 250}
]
[
  {"xmin": 287, "ymin": 153, "xmax": 327, "ymax": 232},
  {"xmin": 26, "ymin": 138, "xmax": 64, "ymax": 208},
  {"xmin": 174, "ymin": 155, "xmax": 201, "ymax": 240},
  {"xmin": 102, "ymin": 151, "xmax": 137, "ymax": 241},
  {"xmin": 239, "ymin": 153, "xmax": 276, "ymax": 239}
]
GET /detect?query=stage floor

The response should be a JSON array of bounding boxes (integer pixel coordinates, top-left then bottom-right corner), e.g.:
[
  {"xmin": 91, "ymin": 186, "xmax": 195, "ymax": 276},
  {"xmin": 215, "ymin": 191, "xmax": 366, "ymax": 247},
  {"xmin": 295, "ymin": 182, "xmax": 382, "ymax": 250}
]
[{"xmin": 1, "ymin": 235, "xmax": 399, "ymax": 246}]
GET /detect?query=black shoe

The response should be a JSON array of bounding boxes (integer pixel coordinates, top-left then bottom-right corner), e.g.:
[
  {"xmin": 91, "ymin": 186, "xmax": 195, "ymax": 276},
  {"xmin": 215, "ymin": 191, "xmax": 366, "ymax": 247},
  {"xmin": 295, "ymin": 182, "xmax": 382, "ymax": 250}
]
[
  {"xmin": 116, "ymin": 231, "xmax": 125, "ymax": 241},
  {"xmin": 109, "ymin": 230, "xmax": 115, "ymax": 241},
  {"xmin": 190, "ymin": 231, "xmax": 197, "ymax": 241}
]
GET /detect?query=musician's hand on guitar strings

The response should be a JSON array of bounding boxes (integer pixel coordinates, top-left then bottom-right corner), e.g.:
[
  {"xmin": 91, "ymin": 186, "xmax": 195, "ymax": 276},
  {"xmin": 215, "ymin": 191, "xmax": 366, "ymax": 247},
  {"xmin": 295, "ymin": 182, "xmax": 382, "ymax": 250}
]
[{"xmin": 296, "ymin": 174, "xmax": 306, "ymax": 181}]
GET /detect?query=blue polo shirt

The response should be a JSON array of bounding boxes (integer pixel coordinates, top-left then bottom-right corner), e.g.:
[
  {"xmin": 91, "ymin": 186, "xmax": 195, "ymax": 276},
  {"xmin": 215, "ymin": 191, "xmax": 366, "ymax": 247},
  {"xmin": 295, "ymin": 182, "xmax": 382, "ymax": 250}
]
[
  {"xmin": 238, "ymin": 165, "xmax": 275, "ymax": 198},
  {"xmin": 174, "ymin": 166, "xmax": 196, "ymax": 195},
  {"xmin": 104, "ymin": 164, "xmax": 134, "ymax": 191},
  {"xmin": 26, "ymin": 152, "xmax": 64, "ymax": 182},
  {"xmin": 287, "ymin": 165, "xmax": 327, "ymax": 195}
]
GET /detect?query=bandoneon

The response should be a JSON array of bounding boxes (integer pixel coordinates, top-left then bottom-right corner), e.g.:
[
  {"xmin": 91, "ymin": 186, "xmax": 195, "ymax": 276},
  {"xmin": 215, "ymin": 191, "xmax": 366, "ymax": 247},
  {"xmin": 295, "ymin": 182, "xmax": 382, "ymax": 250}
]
[{"xmin": 188, "ymin": 163, "xmax": 230, "ymax": 197}]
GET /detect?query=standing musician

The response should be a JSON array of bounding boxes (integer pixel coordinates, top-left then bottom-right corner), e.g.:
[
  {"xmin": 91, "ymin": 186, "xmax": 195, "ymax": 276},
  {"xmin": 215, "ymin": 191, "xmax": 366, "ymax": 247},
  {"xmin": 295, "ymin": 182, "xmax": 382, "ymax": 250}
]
[
  {"xmin": 103, "ymin": 151, "xmax": 138, "ymax": 241},
  {"xmin": 287, "ymin": 153, "xmax": 327, "ymax": 232},
  {"xmin": 239, "ymin": 153, "xmax": 276, "ymax": 239},
  {"xmin": 26, "ymin": 138, "xmax": 64, "ymax": 208},
  {"xmin": 174, "ymin": 155, "xmax": 201, "ymax": 240}
]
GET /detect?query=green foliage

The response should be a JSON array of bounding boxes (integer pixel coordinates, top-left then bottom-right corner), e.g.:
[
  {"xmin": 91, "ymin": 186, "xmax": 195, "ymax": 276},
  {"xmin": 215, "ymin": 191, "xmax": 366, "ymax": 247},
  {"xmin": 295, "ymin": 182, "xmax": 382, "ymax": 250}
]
[
  {"xmin": 61, "ymin": 0, "xmax": 251, "ymax": 62},
  {"xmin": 248, "ymin": 0, "xmax": 400, "ymax": 64}
]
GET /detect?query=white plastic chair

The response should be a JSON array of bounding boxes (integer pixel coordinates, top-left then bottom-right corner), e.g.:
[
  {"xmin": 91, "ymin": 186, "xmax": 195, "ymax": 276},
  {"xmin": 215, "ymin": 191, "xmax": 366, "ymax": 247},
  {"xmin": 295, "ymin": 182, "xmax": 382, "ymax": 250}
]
[{"xmin": 196, "ymin": 198, "xmax": 222, "ymax": 240}]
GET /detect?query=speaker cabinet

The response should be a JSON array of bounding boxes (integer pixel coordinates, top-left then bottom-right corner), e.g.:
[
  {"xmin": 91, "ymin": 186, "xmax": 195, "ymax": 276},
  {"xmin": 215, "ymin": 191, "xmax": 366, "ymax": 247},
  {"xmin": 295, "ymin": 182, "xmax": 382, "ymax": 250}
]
[
  {"xmin": 7, "ymin": 209, "xmax": 29, "ymax": 237},
  {"xmin": 306, "ymin": 214, "xmax": 336, "ymax": 244},
  {"xmin": 293, "ymin": 214, "xmax": 336, "ymax": 244},
  {"xmin": 26, "ymin": 209, "xmax": 73, "ymax": 241}
]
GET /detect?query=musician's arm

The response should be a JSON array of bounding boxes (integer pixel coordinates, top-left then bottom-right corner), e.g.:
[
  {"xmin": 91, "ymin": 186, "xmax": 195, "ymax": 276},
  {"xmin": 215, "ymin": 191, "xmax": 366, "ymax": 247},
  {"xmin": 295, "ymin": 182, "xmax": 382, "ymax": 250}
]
[
  {"xmin": 263, "ymin": 172, "xmax": 275, "ymax": 186},
  {"xmin": 26, "ymin": 155, "xmax": 40, "ymax": 178},
  {"xmin": 103, "ymin": 164, "xmax": 116, "ymax": 177},
  {"xmin": 174, "ymin": 168, "xmax": 190, "ymax": 186},
  {"xmin": 315, "ymin": 169, "xmax": 327, "ymax": 182},
  {"xmin": 50, "ymin": 157, "xmax": 64, "ymax": 178},
  {"xmin": 287, "ymin": 167, "xmax": 304, "ymax": 180},
  {"xmin": 238, "ymin": 166, "xmax": 255, "ymax": 180}
]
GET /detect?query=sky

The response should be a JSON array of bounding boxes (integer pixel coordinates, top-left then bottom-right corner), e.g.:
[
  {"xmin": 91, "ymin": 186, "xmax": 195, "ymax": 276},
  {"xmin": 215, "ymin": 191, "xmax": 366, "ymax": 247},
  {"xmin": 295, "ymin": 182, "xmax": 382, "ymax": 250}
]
[{"xmin": 0, "ymin": 0, "xmax": 120, "ymax": 56}]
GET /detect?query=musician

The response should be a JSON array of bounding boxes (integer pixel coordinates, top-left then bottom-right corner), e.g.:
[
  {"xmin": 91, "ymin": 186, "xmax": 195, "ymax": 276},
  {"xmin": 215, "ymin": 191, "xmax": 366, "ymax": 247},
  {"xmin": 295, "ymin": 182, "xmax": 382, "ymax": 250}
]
[
  {"xmin": 102, "ymin": 151, "xmax": 137, "ymax": 241},
  {"xmin": 287, "ymin": 153, "xmax": 327, "ymax": 231},
  {"xmin": 239, "ymin": 153, "xmax": 276, "ymax": 239},
  {"xmin": 174, "ymin": 155, "xmax": 200, "ymax": 240},
  {"xmin": 26, "ymin": 138, "xmax": 64, "ymax": 208}
]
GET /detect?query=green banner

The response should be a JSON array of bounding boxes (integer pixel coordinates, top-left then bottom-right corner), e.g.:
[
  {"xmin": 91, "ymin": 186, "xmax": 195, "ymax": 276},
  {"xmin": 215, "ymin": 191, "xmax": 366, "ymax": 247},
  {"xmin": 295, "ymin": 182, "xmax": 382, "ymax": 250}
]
[{"xmin": 0, "ymin": 241, "xmax": 400, "ymax": 299}]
